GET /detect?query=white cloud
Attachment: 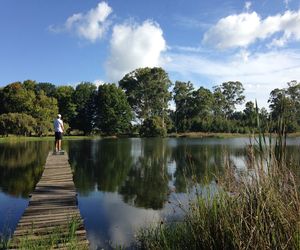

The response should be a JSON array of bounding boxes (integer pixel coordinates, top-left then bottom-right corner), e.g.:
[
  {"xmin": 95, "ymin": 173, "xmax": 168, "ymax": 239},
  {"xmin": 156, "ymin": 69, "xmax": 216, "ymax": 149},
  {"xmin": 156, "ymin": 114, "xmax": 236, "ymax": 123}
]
[
  {"xmin": 284, "ymin": 0, "xmax": 290, "ymax": 9},
  {"xmin": 203, "ymin": 9, "xmax": 300, "ymax": 49},
  {"xmin": 165, "ymin": 49, "xmax": 300, "ymax": 108},
  {"xmin": 245, "ymin": 1, "xmax": 252, "ymax": 11},
  {"xmin": 51, "ymin": 1, "xmax": 112, "ymax": 42},
  {"xmin": 105, "ymin": 20, "xmax": 167, "ymax": 81}
]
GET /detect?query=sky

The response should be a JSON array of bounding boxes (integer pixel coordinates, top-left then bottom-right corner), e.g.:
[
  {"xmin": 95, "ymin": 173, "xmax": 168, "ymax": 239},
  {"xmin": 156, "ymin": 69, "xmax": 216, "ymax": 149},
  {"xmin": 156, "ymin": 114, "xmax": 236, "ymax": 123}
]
[{"xmin": 1, "ymin": 0, "xmax": 300, "ymax": 108}]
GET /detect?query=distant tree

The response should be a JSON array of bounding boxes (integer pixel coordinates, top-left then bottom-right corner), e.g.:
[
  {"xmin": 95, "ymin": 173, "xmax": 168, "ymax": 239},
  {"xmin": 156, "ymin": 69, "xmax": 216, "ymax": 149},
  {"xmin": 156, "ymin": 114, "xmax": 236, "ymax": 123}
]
[
  {"xmin": 96, "ymin": 84, "xmax": 132, "ymax": 135},
  {"xmin": 286, "ymin": 80, "xmax": 300, "ymax": 127},
  {"xmin": 0, "ymin": 113, "xmax": 37, "ymax": 136},
  {"xmin": 243, "ymin": 101, "xmax": 256, "ymax": 128},
  {"xmin": 0, "ymin": 81, "xmax": 59, "ymax": 135},
  {"xmin": 212, "ymin": 87, "xmax": 226, "ymax": 118},
  {"xmin": 72, "ymin": 82, "xmax": 97, "ymax": 135},
  {"xmin": 173, "ymin": 81, "xmax": 194, "ymax": 132},
  {"xmin": 33, "ymin": 90, "xmax": 58, "ymax": 135},
  {"xmin": 23, "ymin": 79, "xmax": 37, "ymax": 91},
  {"xmin": 268, "ymin": 87, "xmax": 297, "ymax": 132},
  {"xmin": 54, "ymin": 86, "xmax": 77, "ymax": 124},
  {"xmin": 140, "ymin": 116, "xmax": 167, "ymax": 137},
  {"xmin": 119, "ymin": 67, "xmax": 172, "ymax": 127},
  {"xmin": 1, "ymin": 82, "xmax": 36, "ymax": 114},
  {"xmin": 259, "ymin": 107, "xmax": 269, "ymax": 132},
  {"xmin": 213, "ymin": 81, "xmax": 245, "ymax": 118},
  {"xmin": 0, "ymin": 88, "xmax": 4, "ymax": 115},
  {"xmin": 36, "ymin": 82, "xmax": 57, "ymax": 97},
  {"xmin": 190, "ymin": 87, "xmax": 214, "ymax": 131}
]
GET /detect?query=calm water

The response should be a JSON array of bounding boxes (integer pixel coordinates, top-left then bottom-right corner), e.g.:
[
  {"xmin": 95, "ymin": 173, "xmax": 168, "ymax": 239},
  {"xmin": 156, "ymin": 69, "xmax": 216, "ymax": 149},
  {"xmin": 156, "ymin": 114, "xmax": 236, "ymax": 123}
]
[{"xmin": 0, "ymin": 137, "xmax": 299, "ymax": 249}]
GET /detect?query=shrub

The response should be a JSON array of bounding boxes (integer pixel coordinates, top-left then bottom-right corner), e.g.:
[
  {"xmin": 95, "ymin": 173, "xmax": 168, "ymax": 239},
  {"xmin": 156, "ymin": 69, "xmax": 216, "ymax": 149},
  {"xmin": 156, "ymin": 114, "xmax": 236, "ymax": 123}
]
[{"xmin": 140, "ymin": 116, "xmax": 167, "ymax": 137}]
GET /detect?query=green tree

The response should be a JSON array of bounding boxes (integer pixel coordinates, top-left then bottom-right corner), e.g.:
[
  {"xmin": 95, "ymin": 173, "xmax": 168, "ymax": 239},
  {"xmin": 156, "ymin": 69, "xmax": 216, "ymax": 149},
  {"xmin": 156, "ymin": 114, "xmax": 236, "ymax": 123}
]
[
  {"xmin": 173, "ymin": 81, "xmax": 194, "ymax": 132},
  {"xmin": 119, "ymin": 67, "xmax": 172, "ymax": 127},
  {"xmin": 1, "ymin": 82, "xmax": 36, "ymax": 114},
  {"xmin": 268, "ymin": 88, "xmax": 297, "ymax": 132},
  {"xmin": 72, "ymin": 82, "xmax": 97, "ymax": 135},
  {"xmin": 54, "ymin": 86, "xmax": 77, "ymax": 124},
  {"xmin": 243, "ymin": 101, "xmax": 256, "ymax": 128},
  {"xmin": 0, "ymin": 113, "xmax": 37, "ymax": 136},
  {"xmin": 23, "ymin": 79, "xmax": 37, "ymax": 91},
  {"xmin": 213, "ymin": 81, "xmax": 245, "ymax": 118},
  {"xmin": 140, "ymin": 116, "xmax": 167, "ymax": 137},
  {"xmin": 0, "ymin": 88, "xmax": 5, "ymax": 115},
  {"xmin": 286, "ymin": 80, "xmax": 300, "ymax": 127},
  {"xmin": 33, "ymin": 90, "xmax": 58, "ymax": 135},
  {"xmin": 190, "ymin": 87, "xmax": 214, "ymax": 132},
  {"xmin": 96, "ymin": 84, "xmax": 132, "ymax": 135},
  {"xmin": 35, "ymin": 82, "xmax": 57, "ymax": 97}
]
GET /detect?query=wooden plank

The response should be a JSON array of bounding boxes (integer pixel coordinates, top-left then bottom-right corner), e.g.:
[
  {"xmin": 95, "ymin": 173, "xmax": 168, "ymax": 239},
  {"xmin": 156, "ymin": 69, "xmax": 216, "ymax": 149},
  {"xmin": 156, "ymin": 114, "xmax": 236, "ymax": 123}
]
[{"xmin": 10, "ymin": 152, "xmax": 89, "ymax": 249}]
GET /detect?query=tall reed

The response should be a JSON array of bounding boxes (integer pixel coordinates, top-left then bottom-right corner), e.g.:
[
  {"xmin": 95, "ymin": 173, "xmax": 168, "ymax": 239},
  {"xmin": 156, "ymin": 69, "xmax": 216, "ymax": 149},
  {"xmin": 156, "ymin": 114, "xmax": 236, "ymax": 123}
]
[{"xmin": 136, "ymin": 102, "xmax": 300, "ymax": 250}]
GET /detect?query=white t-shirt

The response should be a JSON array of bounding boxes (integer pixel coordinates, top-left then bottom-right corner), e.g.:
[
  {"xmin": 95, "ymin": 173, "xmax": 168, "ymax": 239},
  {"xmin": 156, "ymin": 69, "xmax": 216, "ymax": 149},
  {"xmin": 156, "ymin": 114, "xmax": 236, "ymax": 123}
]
[{"xmin": 54, "ymin": 118, "xmax": 64, "ymax": 132}]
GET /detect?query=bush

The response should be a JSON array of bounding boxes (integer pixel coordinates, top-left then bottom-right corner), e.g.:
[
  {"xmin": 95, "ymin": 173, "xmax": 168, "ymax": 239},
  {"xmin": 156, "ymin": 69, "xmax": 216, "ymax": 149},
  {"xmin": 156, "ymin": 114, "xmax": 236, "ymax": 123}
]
[
  {"xmin": 0, "ymin": 113, "xmax": 37, "ymax": 136},
  {"xmin": 140, "ymin": 116, "xmax": 167, "ymax": 137}
]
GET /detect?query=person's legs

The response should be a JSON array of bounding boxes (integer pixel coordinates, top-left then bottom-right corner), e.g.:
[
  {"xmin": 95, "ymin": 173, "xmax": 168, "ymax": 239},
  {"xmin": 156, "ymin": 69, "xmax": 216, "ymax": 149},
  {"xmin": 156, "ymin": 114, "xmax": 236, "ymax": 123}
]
[
  {"xmin": 58, "ymin": 139, "xmax": 62, "ymax": 151},
  {"xmin": 54, "ymin": 139, "xmax": 58, "ymax": 152},
  {"xmin": 54, "ymin": 132, "xmax": 60, "ymax": 152}
]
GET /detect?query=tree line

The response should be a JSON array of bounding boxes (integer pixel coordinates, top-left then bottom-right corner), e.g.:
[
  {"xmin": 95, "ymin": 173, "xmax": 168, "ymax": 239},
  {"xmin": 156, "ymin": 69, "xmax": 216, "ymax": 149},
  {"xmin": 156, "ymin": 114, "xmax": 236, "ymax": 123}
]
[{"xmin": 0, "ymin": 67, "xmax": 299, "ymax": 137}]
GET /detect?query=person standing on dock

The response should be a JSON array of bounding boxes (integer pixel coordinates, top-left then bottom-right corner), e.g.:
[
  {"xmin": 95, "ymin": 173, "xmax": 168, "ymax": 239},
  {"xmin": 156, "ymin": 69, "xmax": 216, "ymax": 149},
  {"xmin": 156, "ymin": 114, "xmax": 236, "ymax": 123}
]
[{"xmin": 54, "ymin": 114, "xmax": 64, "ymax": 152}]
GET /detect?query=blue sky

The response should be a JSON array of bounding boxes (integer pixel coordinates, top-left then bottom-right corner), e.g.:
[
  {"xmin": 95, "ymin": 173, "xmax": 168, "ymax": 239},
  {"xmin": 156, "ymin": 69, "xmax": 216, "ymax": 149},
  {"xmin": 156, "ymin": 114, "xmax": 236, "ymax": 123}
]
[{"xmin": 1, "ymin": 0, "xmax": 300, "ymax": 108}]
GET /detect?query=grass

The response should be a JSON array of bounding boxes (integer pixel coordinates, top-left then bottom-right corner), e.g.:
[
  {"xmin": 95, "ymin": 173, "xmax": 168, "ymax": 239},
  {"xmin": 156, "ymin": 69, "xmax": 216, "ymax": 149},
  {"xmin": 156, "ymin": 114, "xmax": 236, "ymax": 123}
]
[
  {"xmin": 168, "ymin": 132, "xmax": 250, "ymax": 138},
  {"xmin": 0, "ymin": 135, "xmax": 100, "ymax": 143},
  {"xmin": 0, "ymin": 216, "xmax": 88, "ymax": 250},
  {"xmin": 136, "ymin": 153, "xmax": 300, "ymax": 250},
  {"xmin": 136, "ymin": 108, "xmax": 300, "ymax": 249}
]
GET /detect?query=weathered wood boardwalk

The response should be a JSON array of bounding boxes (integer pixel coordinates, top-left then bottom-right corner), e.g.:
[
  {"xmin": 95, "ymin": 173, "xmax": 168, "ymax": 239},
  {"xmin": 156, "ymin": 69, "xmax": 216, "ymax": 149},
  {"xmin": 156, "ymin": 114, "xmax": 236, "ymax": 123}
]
[{"xmin": 10, "ymin": 152, "xmax": 89, "ymax": 249}]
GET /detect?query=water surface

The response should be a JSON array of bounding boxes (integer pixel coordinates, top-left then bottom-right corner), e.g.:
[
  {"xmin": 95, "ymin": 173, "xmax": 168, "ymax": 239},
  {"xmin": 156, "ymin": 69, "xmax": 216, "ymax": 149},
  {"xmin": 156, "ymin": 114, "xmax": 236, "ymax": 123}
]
[{"xmin": 0, "ymin": 137, "xmax": 299, "ymax": 249}]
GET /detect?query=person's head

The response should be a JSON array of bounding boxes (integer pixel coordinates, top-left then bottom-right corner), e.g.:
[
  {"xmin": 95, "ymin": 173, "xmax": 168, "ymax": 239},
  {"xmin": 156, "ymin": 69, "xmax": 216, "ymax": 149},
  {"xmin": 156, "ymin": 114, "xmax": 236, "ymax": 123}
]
[{"xmin": 57, "ymin": 114, "xmax": 61, "ymax": 119}]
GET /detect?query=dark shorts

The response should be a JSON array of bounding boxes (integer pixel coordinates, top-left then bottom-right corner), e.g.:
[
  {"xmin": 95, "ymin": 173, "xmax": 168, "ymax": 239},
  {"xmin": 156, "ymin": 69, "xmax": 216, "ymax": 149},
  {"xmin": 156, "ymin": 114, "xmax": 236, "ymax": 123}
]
[{"xmin": 55, "ymin": 132, "xmax": 63, "ymax": 140}]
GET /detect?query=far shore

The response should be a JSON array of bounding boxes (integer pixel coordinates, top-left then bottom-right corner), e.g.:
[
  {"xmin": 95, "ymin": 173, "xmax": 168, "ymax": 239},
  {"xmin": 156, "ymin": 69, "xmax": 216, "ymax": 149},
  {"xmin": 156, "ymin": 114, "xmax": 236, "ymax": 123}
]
[{"xmin": 1, "ymin": 132, "xmax": 300, "ymax": 143}]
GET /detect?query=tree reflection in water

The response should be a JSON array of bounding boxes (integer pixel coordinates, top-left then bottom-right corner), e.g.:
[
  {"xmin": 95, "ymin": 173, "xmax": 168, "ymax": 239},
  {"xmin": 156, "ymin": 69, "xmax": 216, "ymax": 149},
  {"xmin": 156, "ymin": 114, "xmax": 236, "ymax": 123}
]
[
  {"xmin": 68, "ymin": 138, "xmax": 252, "ymax": 210},
  {"xmin": 0, "ymin": 141, "xmax": 52, "ymax": 197}
]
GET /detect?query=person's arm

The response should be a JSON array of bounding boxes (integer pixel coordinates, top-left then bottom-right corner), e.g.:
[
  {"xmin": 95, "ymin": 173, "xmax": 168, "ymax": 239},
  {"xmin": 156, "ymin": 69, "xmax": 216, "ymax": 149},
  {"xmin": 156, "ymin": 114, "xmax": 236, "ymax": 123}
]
[{"xmin": 59, "ymin": 120, "xmax": 64, "ymax": 132}]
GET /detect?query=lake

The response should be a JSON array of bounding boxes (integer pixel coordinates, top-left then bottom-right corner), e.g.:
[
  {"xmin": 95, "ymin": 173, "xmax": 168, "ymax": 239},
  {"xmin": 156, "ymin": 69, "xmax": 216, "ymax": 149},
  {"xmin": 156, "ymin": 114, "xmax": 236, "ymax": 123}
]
[{"xmin": 0, "ymin": 137, "xmax": 299, "ymax": 249}]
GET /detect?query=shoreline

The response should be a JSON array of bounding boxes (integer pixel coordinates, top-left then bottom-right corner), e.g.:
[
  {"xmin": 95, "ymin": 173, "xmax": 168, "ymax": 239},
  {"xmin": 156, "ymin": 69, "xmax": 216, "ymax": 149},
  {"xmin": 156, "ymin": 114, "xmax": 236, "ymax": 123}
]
[{"xmin": 1, "ymin": 132, "xmax": 300, "ymax": 143}]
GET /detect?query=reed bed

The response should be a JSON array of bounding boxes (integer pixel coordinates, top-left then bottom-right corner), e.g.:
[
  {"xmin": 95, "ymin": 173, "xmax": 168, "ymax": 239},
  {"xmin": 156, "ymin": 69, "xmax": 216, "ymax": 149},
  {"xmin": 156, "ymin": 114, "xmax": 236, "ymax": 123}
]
[
  {"xmin": 136, "ymin": 107, "xmax": 300, "ymax": 250},
  {"xmin": 136, "ymin": 152, "xmax": 300, "ymax": 250}
]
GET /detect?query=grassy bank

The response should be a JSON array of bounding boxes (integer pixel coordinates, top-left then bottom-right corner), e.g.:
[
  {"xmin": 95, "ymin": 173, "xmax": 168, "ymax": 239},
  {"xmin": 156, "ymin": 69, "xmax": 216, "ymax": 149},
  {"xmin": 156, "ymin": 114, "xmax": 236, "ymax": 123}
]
[
  {"xmin": 0, "ymin": 135, "xmax": 100, "ymax": 143},
  {"xmin": 168, "ymin": 132, "xmax": 250, "ymax": 138},
  {"xmin": 136, "ymin": 141, "xmax": 300, "ymax": 249},
  {"xmin": 1, "ymin": 132, "xmax": 300, "ymax": 142}
]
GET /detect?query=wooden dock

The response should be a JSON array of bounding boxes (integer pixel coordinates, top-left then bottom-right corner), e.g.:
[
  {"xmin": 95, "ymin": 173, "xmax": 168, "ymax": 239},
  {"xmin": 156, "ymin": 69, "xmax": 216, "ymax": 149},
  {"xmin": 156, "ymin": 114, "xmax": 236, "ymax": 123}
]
[{"xmin": 10, "ymin": 152, "xmax": 89, "ymax": 249}]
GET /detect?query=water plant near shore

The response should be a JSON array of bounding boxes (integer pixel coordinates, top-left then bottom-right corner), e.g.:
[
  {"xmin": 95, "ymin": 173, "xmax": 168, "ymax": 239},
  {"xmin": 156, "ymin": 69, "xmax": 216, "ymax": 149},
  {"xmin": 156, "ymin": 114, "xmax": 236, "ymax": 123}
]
[
  {"xmin": 136, "ymin": 104, "xmax": 300, "ymax": 250},
  {"xmin": 136, "ymin": 153, "xmax": 300, "ymax": 249}
]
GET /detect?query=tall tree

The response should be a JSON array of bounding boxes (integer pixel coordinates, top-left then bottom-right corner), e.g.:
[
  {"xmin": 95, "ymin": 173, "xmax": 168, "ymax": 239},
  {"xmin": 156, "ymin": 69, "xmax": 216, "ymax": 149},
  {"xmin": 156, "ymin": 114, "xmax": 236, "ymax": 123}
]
[
  {"xmin": 243, "ymin": 101, "xmax": 256, "ymax": 128},
  {"xmin": 35, "ymin": 82, "xmax": 57, "ymax": 97},
  {"xmin": 213, "ymin": 81, "xmax": 245, "ymax": 118},
  {"xmin": 286, "ymin": 80, "xmax": 300, "ymax": 126},
  {"xmin": 189, "ymin": 87, "xmax": 214, "ymax": 132},
  {"xmin": 268, "ymin": 86, "xmax": 297, "ymax": 132},
  {"xmin": 1, "ymin": 82, "xmax": 36, "ymax": 114},
  {"xmin": 173, "ymin": 81, "xmax": 194, "ymax": 132},
  {"xmin": 33, "ymin": 90, "xmax": 58, "ymax": 135},
  {"xmin": 72, "ymin": 82, "xmax": 97, "ymax": 135},
  {"xmin": 119, "ymin": 67, "xmax": 172, "ymax": 125},
  {"xmin": 54, "ymin": 86, "xmax": 77, "ymax": 124},
  {"xmin": 96, "ymin": 84, "xmax": 132, "ymax": 135}
]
